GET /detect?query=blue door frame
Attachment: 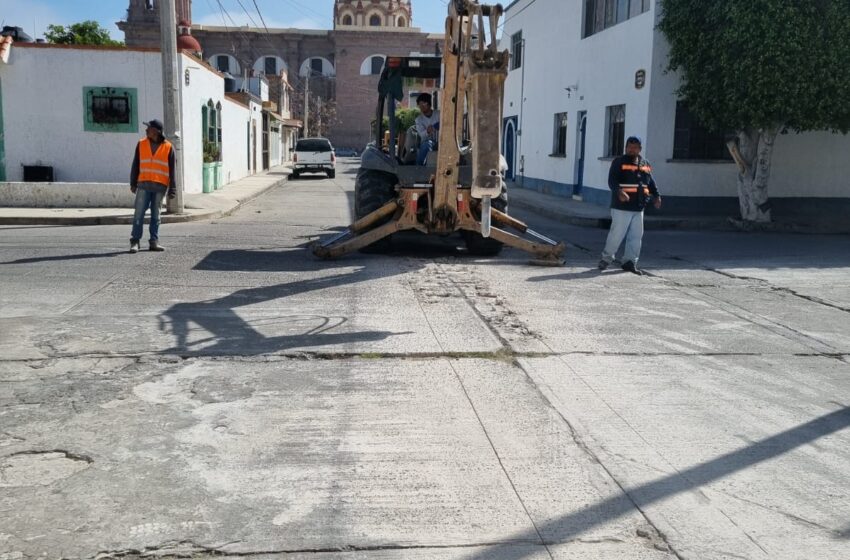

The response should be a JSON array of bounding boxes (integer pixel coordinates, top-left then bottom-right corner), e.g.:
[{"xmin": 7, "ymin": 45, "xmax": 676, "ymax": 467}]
[{"xmin": 502, "ymin": 116, "xmax": 518, "ymax": 180}]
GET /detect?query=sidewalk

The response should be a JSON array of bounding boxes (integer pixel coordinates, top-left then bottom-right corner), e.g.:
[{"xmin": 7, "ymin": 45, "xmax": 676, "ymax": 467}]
[
  {"xmin": 0, "ymin": 165, "xmax": 292, "ymax": 226},
  {"xmin": 508, "ymin": 184, "xmax": 850, "ymax": 234},
  {"xmin": 508, "ymin": 184, "xmax": 732, "ymax": 231}
]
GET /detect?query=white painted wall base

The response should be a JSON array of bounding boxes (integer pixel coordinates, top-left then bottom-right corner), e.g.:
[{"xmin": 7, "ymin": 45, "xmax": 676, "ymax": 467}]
[{"xmin": 0, "ymin": 183, "xmax": 135, "ymax": 208}]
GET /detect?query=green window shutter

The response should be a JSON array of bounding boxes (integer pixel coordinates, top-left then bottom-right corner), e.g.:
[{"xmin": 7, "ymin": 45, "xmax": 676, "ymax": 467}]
[{"xmin": 83, "ymin": 87, "xmax": 139, "ymax": 133}]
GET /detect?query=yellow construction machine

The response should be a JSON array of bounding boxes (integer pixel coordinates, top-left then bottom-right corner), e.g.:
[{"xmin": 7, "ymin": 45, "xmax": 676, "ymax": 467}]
[{"xmin": 312, "ymin": 0, "xmax": 565, "ymax": 266}]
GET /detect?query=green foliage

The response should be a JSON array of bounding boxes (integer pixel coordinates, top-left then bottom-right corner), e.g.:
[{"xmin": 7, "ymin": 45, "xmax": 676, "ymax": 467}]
[
  {"xmin": 395, "ymin": 108, "xmax": 420, "ymax": 132},
  {"xmin": 45, "ymin": 20, "xmax": 124, "ymax": 47},
  {"xmin": 203, "ymin": 141, "xmax": 220, "ymax": 163},
  {"xmin": 658, "ymin": 0, "xmax": 850, "ymax": 134}
]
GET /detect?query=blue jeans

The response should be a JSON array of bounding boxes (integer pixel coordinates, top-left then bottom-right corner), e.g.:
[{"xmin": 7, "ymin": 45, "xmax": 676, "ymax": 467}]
[
  {"xmin": 131, "ymin": 189, "xmax": 164, "ymax": 241},
  {"xmin": 601, "ymin": 208, "xmax": 644, "ymax": 265},
  {"xmin": 417, "ymin": 139, "xmax": 436, "ymax": 166}
]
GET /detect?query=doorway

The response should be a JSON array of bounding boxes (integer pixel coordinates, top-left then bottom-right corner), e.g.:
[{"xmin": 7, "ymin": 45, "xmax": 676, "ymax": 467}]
[
  {"xmin": 0, "ymin": 79, "xmax": 5, "ymax": 182},
  {"xmin": 573, "ymin": 111, "xmax": 587, "ymax": 198}
]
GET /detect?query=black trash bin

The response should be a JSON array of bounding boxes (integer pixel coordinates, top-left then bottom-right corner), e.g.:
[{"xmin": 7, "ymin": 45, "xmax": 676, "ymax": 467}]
[{"xmin": 23, "ymin": 165, "xmax": 54, "ymax": 182}]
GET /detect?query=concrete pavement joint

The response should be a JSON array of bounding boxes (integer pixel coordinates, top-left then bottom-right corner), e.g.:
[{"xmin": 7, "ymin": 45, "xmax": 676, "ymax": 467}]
[
  {"xmin": 85, "ymin": 538, "xmax": 549, "ymax": 559},
  {"xmin": 4, "ymin": 350, "xmax": 849, "ymax": 368}
]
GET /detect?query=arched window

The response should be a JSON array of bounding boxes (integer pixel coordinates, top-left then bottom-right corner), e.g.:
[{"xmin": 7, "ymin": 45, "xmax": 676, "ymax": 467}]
[
  {"xmin": 360, "ymin": 54, "xmax": 386, "ymax": 76},
  {"xmin": 253, "ymin": 56, "xmax": 287, "ymax": 77},
  {"xmin": 369, "ymin": 14, "xmax": 382, "ymax": 26},
  {"xmin": 208, "ymin": 54, "xmax": 240, "ymax": 75},
  {"xmin": 397, "ymin": 17, "xmax": 406, "ymax": 27},
  {"xmin": 342, "ymin": 15, "xmax": 352, "ymax": 25},
  {"xmin": 299, "ymin": 57, "xmax": 335, "ymax": 78}
]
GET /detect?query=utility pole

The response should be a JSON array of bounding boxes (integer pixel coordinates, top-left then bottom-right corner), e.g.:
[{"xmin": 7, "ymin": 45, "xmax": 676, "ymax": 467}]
[
  {"xmin": 317, "ymin": 96, "xmax": 322, "ymax": 137},
  {"xmin": 160, "ymin": 0, "xmax": 184, "ymax": 214},
  {"xmin": 303, "ymin": 74, "xmax": 310, "ymax": 138}
]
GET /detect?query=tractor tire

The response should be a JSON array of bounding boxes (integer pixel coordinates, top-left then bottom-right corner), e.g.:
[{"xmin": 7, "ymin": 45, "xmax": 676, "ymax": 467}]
[
  {"xmin": 354, "ymin": 169, "xmax": 398, "ymax": 253},
  {"xmin": 463, "ymin": 185, "xmax": 508, "ymax": 257}
]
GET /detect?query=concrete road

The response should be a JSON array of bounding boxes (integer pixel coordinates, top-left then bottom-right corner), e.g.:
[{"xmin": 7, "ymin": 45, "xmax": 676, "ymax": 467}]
[{"xmin": 1, "ymin": 160, "xmax": 848, "ymax": 560}]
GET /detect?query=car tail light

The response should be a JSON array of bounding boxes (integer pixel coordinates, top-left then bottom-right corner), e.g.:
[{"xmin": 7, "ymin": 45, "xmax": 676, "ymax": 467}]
[
  {"xmin": 293, "ymin": 153, "xmax": 297, "ymax": 163},
  {"xmin": 331, "ymin": 152, "xmax": 336, "ymax": 162}
]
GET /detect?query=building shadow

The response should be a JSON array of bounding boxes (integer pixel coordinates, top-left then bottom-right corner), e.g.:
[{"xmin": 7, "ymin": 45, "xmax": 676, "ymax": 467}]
[
  {"xmin": 0, "ymin": 251, "xmax": 127, "ymax": 265},
  {"xmin": 460, "ymin": 405, "xmax": 850, "ymax": 558}
]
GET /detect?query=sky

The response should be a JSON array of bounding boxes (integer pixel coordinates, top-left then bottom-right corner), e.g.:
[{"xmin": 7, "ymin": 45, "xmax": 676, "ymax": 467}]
[{"xmin": 0, "ymin": 0, "xmax": 451, "ymax": 41}]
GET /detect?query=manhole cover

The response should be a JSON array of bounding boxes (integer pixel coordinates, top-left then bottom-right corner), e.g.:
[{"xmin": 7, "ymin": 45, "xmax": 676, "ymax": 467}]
[{"xmin": 0, "ymin": 451, "xmax": 92, "ymax": 487}]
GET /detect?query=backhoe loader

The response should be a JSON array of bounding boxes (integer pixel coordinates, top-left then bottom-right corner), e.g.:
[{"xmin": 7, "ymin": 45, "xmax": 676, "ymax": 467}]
[{"xmin": 312, "ymin": 0, "xmax": 565, "ymax": 265}]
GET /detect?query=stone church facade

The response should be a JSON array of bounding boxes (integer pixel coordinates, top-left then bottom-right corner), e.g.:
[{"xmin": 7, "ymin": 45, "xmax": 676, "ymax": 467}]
[{"xmin": 119, "ymin": 0, "xmax": 442, "ymax": 150}]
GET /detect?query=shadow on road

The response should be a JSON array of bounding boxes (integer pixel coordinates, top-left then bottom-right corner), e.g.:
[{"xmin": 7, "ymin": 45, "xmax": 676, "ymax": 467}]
[
  {"xmin": 460, "ymin": 405, "xmax": 850, "ymax": 557},
  {"xmin": 1, "ymin": 251, "xmax": 127, "ymax": 265}
]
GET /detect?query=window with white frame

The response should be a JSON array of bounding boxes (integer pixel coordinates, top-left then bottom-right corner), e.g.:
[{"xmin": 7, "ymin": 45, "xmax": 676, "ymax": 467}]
[
  {"xmin": 511, "ymin": 31, "xmax": 523, "ymax": 70},
  {"xmin": 552, "ymin": 112, "xmax": 568, "ymax": 157},
  {"xmin": 605, "ymin": 104, "xmax": 626, "ymax": 157}
]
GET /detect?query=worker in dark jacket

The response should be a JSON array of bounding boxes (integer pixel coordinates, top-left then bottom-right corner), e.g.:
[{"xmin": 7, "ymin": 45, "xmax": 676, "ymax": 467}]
[
  {"xmin": 129, "ymin": 119, "xmax": 176, "ymax": 253},
  {"xmin": 598, "ymin": 136, "xmax": 662, "ymax": 275}
]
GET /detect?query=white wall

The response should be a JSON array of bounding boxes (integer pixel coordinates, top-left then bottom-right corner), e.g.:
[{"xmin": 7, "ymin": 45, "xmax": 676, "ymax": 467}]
[
  {"xmin": 0, "ymin": 47, "xmax": 254, "ymax": 195},
  {"xmin": 179, "ymin": 53, "xmax": 255, "ymax": 192},
  {"xmin": 646, "ymin": 32, "xmax": 850, "ymax": 199},
  {"xmin": 503, "ymin": 0, "xmax": 850, "ymax": 203},
  {"xmin": 0, "ymin": 45, "xmax": 162, "ymax": 183},
  {"xmin": 221, "ymin": 97, "xmax": 250, "ymax": 183},
  {"xmin": 503, "ymin": 0, "xmax": 657, "ymax": 194}
]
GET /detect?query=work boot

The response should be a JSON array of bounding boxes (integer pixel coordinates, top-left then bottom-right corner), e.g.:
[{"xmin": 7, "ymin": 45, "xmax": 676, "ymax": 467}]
[
  {"xmin": 129, "ymin": 239, "xmax": 140, "ymax": 254},
  {"xmin": 621, "ymin": 261, "xmax": 643, "ymax": 276},
  {"xmin": 597, "ymin": 259, "xmax": 610, "ymax": 271},
  {"xmin": 149, "ymin": 240, "xmax": 165, "ymax": 252}
]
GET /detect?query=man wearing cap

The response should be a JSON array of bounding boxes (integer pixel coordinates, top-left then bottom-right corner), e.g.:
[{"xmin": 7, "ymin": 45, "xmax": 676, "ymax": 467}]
[
  {"xmin": 129, "ymin": 119, "xmax": 176, "ymax": 253},
  {"xmin": 598, "ymin": 136, "xmax": 662, "ymax": 275}
]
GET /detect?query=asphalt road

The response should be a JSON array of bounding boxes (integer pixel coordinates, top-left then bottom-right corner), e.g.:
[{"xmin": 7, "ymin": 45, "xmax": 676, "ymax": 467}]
[{"xmin": 1, "ymin": 160, "xmax": 849, "ymax": 560}]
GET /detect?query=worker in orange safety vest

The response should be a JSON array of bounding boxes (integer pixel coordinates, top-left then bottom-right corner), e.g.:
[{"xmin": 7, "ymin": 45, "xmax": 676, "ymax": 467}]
[{"xmin": 129, "ymin": 119, "xmax": 176, "ymax": 253}]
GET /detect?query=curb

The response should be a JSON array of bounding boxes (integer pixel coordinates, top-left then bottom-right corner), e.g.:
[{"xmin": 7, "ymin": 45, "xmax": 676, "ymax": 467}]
[
  {"xmin": 0, "ymin": 176, "xmax": 287, "ymax": 226},
  {"xmin": 511, "ymin": 196, "xmax": 735, "ymax": 232}
]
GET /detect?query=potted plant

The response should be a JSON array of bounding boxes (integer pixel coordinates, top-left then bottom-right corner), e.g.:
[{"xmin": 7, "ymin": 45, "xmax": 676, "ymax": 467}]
[{"xmin": 202, "ymin": 141, "xmax": 218, "ymax": 193}]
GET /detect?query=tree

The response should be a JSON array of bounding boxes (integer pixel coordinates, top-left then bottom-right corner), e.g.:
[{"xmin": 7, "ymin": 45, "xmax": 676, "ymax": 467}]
[
  {"xmin": 659, "ymin": 0, "xmax": 850, "ymax": 223},
  {"xmin": 44, "ymin": 21, "xmax": 124, "ymax": 47}
]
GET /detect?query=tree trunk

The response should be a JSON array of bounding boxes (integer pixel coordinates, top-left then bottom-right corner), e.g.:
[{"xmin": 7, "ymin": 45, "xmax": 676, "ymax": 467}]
[{"xmin": 726, "ymin": 128, "xmax": 778, "ymax": 223}]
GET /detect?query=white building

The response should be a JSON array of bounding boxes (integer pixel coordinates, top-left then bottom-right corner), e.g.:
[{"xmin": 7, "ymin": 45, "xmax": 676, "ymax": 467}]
[
  {"xmin": 502, "ymin": 0, "xmax": 850, "ymax": 217},
  {"xmin": 0, "ymin": 43, "xmax": 296, "ymax": 193}
]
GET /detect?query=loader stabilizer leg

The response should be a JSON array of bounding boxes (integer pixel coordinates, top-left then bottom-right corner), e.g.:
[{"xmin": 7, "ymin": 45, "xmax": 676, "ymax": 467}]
[
  {"xmin": 458, "ymin": 222, "xmax": 565, "ymax": 266},
  {"xmin": 311, "ymin": 191, "xmax": 426, "ymax": 260}
]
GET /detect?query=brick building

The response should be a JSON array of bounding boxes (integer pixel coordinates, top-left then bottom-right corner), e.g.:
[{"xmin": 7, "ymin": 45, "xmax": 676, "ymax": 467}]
[{"xmin": 118, "ymin": 0, "xmax": 442, "ymax": 150}]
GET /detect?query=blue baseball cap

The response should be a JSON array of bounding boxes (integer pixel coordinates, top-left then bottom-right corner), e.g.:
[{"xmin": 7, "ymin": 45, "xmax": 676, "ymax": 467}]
[{"xmin": 626, "ymin": 136, "xmax": 642, "ymax": 146}]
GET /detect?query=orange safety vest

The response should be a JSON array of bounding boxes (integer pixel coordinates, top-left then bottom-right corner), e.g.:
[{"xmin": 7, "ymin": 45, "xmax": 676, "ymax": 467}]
[{"xmin": 138, "ymin": 139, "xmax": 172, "ymax": 186}]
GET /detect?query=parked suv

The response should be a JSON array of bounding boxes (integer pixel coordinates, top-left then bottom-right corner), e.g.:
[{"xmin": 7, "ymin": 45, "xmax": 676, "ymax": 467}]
[{"xmin": 292, "ymin": 137, "xmax": 336, "ymax": 179}]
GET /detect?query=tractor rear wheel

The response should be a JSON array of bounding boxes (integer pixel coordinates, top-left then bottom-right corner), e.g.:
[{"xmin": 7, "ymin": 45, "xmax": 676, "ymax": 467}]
[{"xmin": 354, "ymin": 169, "xmax": 398, "ymax": 253}]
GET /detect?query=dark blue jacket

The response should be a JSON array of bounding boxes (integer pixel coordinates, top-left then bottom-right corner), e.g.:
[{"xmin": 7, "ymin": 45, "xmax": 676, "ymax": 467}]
[{"xmin": 608, "ymin": 155, "xmax": 659, "ymax": 211}]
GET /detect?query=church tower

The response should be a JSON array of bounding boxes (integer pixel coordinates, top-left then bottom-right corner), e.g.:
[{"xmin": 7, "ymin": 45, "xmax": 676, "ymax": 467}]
[
  {"xmin": 118, "ymin": 0, "xmax": 194, "ymax": 48},
  {"xmin": 334, "ymin": 0, "xmax": 414, "ymax": 30}
]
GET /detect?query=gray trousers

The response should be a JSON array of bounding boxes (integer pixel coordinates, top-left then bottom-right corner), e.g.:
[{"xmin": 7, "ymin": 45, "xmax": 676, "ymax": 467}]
[{"xmin": 601, "ymin": 208, "xmax": 644, "ymax": 265}]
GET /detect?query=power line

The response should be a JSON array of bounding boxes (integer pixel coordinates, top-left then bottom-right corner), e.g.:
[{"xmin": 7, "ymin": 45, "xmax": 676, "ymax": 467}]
[{"xmin": 251, "ymin": 0, "xmax": 271, "ymax": 35}]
